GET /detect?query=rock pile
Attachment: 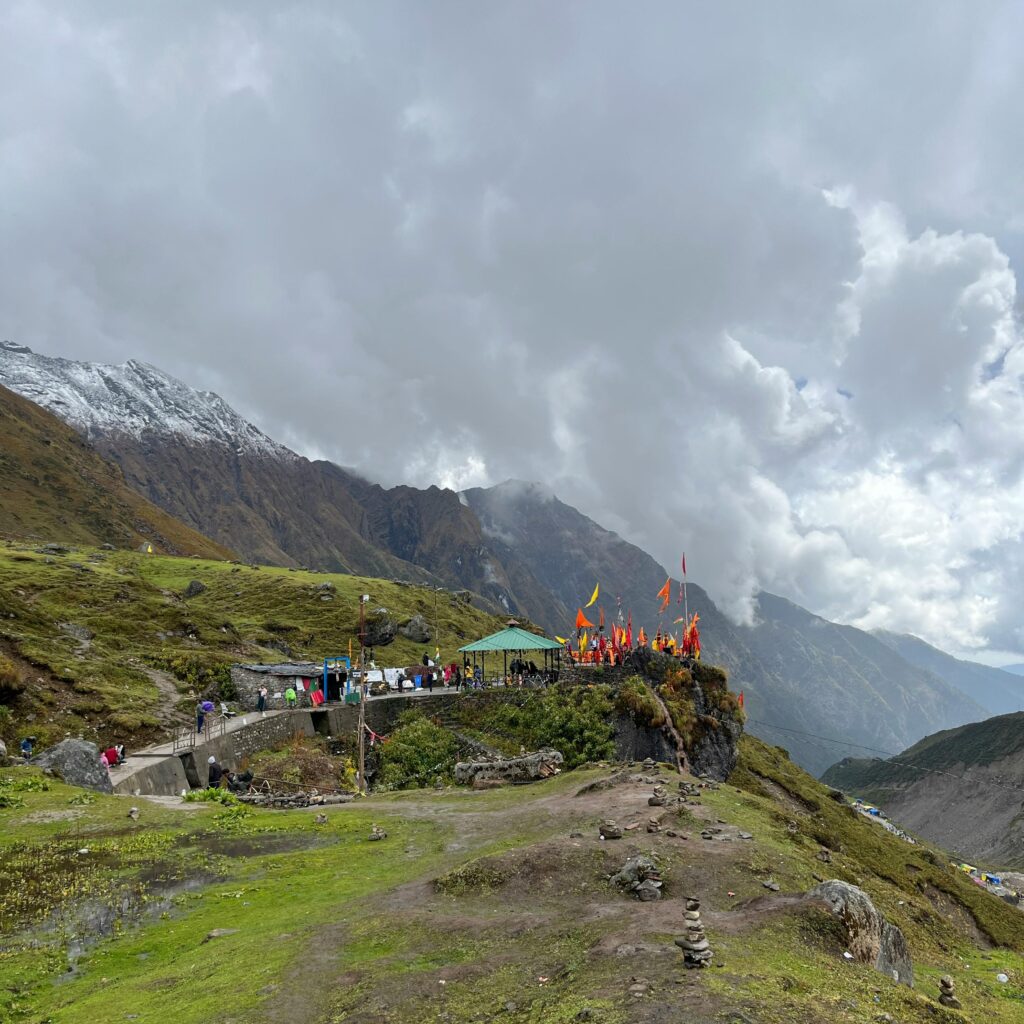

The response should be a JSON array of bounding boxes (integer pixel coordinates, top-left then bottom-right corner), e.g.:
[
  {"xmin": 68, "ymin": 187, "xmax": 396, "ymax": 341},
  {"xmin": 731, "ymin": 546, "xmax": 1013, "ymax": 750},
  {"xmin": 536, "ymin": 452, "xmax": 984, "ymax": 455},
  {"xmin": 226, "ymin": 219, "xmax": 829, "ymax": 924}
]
[
  {"xmin": 647, "ymin": 816, "xmax": 662, "ymax": 834},
  {"xmin": 368, "ymin": 823, "xmax": 387, "ymax": 841},
  {"xmin": 599, "ymin": 820, "xmax": 623, "ymax": 840},
  {"xmin": 239, "ymin": 791, "xmax": 354, "ymax": 809},
  {"xmin": 674, "ymin": 897, "xmax": 712, "ymax": 968},
  {"xmin": 938, "ymin": 975, "xmax": 961, "ymax": 1009},
  {"xmin": 610, "ymin": 855, "xmax": 663, "ymax": 901},
  {"xmin": 648, "ymin": 785, "xmax": 668, "ymax": 807}
]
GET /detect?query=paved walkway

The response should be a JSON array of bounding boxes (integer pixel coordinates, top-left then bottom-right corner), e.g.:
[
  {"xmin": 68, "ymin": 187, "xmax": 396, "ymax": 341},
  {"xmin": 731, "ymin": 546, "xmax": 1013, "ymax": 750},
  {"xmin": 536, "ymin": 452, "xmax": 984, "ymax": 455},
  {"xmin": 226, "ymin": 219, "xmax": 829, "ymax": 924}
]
[
  {"xmin": 105, "ymin": 685, "xmax": 497, "ymax": 792},
  {"xmin": 107, "ymin": 709, "xmax": 289, "ymax": 791}
]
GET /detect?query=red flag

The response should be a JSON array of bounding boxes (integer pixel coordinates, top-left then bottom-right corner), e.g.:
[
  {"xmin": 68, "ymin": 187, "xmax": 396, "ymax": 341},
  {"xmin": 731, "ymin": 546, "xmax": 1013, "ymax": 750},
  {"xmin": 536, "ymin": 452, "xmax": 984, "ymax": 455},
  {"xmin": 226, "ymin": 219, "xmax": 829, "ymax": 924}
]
[
  {"xmin": 575, "ymin": 608, "xmax": 595, "ymax": 630},
  {"xmin": 682, "ymin": 554, "xmax": 687, "ymax": 577},
  {"xmin": 625, "ymin": 614, "xmax": 633, "ymax": 649},
  {"xmin": 737, "ymin": 691, "xmax": 745, "ymax": 708}
]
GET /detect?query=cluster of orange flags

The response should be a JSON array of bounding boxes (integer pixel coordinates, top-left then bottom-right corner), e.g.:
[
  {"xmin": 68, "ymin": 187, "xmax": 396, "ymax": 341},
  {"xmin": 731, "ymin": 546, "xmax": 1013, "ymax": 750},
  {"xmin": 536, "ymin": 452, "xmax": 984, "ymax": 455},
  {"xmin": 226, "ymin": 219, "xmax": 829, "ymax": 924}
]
[{"xmin": 681, "ymin": 612, "xmax": 701, "ymax": 659}]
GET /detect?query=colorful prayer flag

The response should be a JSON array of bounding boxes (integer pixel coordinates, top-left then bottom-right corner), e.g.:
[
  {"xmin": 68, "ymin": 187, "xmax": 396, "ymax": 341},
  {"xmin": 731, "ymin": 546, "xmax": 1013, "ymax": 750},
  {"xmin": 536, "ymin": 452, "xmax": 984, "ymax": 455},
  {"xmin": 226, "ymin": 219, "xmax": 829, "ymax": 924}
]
[{"xmin": 585, "ymin": 582, "xmax": 600, "ymax": 608}]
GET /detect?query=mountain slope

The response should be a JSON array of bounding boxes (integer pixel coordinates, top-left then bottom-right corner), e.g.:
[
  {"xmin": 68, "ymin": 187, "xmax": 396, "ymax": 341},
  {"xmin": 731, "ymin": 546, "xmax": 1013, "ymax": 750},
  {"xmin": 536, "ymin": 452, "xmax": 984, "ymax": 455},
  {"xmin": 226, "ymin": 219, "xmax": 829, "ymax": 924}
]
[
  {"xmin": 0, "ymin": 383, "xmax": 230, "ymax": 559},
  {"xmin": 463, "ymin": 482, "xmax": 990, "ymax": 774},
  {"xmin": 0, "ymin": 343, "xmax": 557, "ymax": 622},
  {"xmin": 822, "ymin": 712, "xmax": 1024, "ymax": 866},
  {"xmin": 874, "ymin": 629, "xmax": 1024, "ymax": 716},
  {"xmin": 0, "ymin": 343, "xmax": 994, "ymax": 775}
]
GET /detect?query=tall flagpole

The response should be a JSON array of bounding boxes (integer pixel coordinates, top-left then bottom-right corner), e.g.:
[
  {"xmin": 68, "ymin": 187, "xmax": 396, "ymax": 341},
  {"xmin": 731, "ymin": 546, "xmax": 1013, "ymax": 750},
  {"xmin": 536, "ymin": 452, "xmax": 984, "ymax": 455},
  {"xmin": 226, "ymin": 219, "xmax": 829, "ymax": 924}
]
[{"xmin": 682, "ymin": 553, "xmax": 689, "ymax": 628}]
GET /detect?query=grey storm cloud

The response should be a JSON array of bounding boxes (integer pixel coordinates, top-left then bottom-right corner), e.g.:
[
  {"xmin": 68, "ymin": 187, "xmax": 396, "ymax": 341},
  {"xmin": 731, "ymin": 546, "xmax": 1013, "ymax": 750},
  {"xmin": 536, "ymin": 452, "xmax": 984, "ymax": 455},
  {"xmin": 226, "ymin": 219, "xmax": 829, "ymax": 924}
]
[{"xmin": 5, "ymin": 1, "xmax": 1024, "ymax": 659}]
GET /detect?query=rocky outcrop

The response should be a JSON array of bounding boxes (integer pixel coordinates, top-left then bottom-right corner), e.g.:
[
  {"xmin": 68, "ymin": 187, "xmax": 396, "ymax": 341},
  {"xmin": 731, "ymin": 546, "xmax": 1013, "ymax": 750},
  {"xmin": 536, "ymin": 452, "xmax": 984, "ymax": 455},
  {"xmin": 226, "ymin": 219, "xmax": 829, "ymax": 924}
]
[
  {"xmin": 399, "ymin": 613, "xmax": 432, "ymax": 643},
  {"xmin": 32, "ymin": 739, "xmax": 113, "ymax": 794},
  {"xmin": 183, "ymin": 579, "xmax": 207, "ymax": 599},
  {"xmin": 363, "ymin": 608, "xmax": 398, "ymax": 647},
  {"xmin": 454, "ymin": 749, "xmax": 563, "ymax": 785},
  {"xmin": 807, "ymin": 880, "xmax": 913, "ymax": 986}
]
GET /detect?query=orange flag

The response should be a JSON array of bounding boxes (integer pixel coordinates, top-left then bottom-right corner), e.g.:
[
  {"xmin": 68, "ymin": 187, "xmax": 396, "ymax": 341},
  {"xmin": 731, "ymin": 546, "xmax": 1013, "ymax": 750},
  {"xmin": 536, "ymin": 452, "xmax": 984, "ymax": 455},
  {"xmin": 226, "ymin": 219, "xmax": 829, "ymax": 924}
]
[
  {"xmin": 656, "ymin": 577, "xmax": 671, "ymax": 611},
  {"xmin": 575, "ymin": 608, "xmax": 595, "ymax": 630}
]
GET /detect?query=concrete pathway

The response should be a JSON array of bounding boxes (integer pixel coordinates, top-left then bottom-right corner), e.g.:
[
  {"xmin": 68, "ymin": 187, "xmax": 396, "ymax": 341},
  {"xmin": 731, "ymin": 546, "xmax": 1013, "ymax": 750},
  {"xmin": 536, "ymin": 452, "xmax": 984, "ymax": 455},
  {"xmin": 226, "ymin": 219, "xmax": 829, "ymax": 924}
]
[{"xmin": 107, "ymin": 709, "xmax": 289, "ymax": 791}]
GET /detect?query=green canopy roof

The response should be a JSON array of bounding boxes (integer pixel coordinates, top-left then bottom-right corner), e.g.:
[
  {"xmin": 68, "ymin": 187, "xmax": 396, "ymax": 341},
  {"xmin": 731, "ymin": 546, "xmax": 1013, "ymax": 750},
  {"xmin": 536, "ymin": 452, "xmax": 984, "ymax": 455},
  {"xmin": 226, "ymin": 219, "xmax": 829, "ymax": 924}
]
[{"xmin": 459, "ymin": 626, "xmax": 564, "ymax": 653}]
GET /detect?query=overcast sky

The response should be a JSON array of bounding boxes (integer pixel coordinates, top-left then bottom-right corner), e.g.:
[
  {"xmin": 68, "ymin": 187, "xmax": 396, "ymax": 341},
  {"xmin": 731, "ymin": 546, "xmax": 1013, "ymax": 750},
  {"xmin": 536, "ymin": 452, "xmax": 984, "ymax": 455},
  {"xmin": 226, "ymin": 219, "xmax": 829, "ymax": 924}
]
[{"xmin": 6, "ymin": 2, "xmax": 1024, "ymax": 661}]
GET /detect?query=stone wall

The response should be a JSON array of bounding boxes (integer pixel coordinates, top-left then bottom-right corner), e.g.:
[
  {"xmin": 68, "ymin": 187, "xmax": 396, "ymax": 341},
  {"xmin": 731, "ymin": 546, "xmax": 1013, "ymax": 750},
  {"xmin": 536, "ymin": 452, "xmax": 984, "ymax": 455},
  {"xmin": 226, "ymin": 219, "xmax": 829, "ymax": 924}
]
[{"xmin": 230, "ymin": 666, "xmax": 319, "ymax": 710}]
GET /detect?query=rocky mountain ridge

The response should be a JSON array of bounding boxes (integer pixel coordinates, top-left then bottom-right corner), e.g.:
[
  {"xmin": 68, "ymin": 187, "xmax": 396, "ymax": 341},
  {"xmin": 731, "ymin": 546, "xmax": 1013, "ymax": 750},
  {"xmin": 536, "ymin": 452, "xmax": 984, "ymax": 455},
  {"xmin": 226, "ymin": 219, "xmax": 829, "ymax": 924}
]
[{"xmin": 0, "ymin": 341, "xmax": 1016, "ymax": 774}]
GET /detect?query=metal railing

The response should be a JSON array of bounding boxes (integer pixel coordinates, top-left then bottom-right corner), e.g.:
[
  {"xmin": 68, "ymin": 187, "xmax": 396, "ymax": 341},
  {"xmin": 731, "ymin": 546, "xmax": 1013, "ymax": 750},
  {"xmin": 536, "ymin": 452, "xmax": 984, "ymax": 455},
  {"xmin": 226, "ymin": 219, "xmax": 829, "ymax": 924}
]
[{"xmin": 171, "ymin": 714, "xmax": 227, "ymax": 752}]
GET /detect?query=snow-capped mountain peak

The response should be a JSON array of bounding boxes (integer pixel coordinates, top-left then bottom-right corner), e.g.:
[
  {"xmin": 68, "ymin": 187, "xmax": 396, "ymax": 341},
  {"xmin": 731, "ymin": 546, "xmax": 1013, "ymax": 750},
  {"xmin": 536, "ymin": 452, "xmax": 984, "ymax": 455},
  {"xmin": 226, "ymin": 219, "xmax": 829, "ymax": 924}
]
[{"xmin": 0, "ymin": 340, "xmax": 294, "ymax": 457}]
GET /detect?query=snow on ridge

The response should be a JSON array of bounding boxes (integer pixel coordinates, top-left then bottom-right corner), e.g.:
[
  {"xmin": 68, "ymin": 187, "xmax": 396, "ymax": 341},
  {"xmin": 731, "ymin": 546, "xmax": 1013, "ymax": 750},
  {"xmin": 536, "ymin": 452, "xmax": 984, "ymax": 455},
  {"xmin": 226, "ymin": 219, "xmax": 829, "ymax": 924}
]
[{"xmin": 0, "ymin": 340, "xmax": 295, "ymax": 458}]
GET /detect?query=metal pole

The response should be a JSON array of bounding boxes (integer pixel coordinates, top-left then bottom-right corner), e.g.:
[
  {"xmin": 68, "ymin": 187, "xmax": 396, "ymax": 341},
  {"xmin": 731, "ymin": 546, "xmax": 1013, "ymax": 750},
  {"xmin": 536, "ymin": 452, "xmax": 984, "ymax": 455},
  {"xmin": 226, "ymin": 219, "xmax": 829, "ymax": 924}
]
[{"xmin": 358, "ymin": 594, "xmax": 367, "ymax": 793}]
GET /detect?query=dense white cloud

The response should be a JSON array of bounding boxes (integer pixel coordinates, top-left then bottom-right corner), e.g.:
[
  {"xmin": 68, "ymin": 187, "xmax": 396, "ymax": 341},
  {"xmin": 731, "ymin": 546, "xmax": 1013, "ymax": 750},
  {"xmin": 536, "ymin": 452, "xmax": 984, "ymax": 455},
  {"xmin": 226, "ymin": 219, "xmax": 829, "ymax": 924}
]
[{"xmin": 5, "ymin": 2, "xmax": 1024, "ymax": 657}]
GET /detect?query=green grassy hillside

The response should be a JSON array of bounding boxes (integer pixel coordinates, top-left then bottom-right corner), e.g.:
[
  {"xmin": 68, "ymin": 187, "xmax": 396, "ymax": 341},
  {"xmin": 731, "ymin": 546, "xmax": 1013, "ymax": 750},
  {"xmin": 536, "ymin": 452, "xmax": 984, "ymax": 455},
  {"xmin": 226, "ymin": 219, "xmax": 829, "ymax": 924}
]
[
  {"xmin": 3, "ymin": 736, "xmax": 1023, "ymax": 1023},
  {"xmin": 0, "ymin": 384, "xmax": 231, "ymax": 560},
  {"xmin": 0, "ymin": 543, "xmax": 510, "ymax": 748}
]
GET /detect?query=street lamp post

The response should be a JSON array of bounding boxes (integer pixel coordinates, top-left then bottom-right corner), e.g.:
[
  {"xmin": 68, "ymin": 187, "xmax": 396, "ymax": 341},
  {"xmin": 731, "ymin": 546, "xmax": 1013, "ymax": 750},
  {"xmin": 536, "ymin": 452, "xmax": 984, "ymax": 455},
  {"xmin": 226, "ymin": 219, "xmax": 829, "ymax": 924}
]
[{"xmin": 358, "ymin": 593, "xmax": 369, "ymax": 793}]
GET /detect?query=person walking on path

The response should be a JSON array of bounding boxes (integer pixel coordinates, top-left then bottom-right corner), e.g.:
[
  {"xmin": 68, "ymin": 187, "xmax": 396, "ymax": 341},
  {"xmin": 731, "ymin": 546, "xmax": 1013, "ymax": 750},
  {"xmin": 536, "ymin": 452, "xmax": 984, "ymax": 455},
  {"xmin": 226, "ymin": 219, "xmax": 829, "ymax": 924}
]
[
  {"xmin": 257, "ymin": 686, "xmax": 267, "ymax": 715},
  {"xmin": 196, "ymin": 702, "xmax": 205, "ymax": 735}
]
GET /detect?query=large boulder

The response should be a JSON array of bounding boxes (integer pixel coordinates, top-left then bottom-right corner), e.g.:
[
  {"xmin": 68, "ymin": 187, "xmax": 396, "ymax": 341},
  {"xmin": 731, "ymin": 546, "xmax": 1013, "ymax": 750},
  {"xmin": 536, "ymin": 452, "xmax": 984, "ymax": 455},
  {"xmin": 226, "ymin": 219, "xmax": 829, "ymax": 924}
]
[
  {"xmin": 32, "ymin": 739, "xmax": 113, "ymax": 794},
  {"xmin": 363, "ymin": 608, "xmax": 398, "ymax": 647},
  {"xmin": 183, "ymin": 579, "xmax": 207, "ymax": 599},
  {"xmin": 399, "ymin": 614, "xmax": 432, "ymax": 643},
  {"xmin": 807, "ymin": 880, "xmax": 913, "ymax": 986},
  {"xmin": 455, "ymin": 749, "xmax": 563, "ymax": 785},
  {"xmin": 0, "ymin": 739, "xmax": 7, "ymax": 766}
]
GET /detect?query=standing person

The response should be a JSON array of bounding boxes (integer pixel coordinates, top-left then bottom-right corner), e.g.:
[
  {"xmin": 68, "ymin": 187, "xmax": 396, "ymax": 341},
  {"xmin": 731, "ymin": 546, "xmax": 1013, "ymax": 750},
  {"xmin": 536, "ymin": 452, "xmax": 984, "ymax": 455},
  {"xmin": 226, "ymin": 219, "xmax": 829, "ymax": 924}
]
[
  {"xmin": 426, "ymin": 669, "xmax": 434, "ymax": 694},
  {"xmin": 196, "ymin": 702, "xmax": 205, "ymax": 735},
  {"xmin": 285, "ymin": 686, "xmax": 297, "ymax": 708},
  {"xmin": 453, "ymin": 665, "xmax": 462, "ymax": 691},
  {"xmin": 207, "ymin": 756, "xmax": 223, "ymax": 788},
  {"xmin": 257, "ymin": 686, "xmax": 267, "ymax": 715},
  {"xmin": 19, "ymin": 737, "xmax": 33, "ymax": 759}
]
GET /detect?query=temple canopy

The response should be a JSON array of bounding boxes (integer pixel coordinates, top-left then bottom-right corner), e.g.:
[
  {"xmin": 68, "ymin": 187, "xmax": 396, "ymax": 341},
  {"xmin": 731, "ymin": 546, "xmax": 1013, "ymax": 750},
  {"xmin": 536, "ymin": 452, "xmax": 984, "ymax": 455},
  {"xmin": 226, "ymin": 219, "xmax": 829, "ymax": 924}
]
[{"xmin": 459, "ymin": 626, "xmax": 563, "ymax": 653}]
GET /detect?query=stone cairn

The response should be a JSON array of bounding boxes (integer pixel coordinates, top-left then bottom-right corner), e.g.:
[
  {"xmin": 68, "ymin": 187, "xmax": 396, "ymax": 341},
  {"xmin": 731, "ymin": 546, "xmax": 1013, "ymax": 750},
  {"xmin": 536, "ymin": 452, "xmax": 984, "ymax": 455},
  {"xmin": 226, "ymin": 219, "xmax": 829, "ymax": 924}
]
[
  {"xmin": 938, "ymin": 975, "xmax": 961, "ymax": 1009},
  {"xmin": 599, "ymin": 819, "xmax": 623, "ymax": 840},
  {"xmin": 675, "ymin": 897, "xmax": 712, "ymax": 968},
  {"xmin": 368, "ymin": 823, "xmax": 388, "ymax": 841},
  {"xmin": 648, "ymin": 785, "xmax": 668, "ymax": 807}
]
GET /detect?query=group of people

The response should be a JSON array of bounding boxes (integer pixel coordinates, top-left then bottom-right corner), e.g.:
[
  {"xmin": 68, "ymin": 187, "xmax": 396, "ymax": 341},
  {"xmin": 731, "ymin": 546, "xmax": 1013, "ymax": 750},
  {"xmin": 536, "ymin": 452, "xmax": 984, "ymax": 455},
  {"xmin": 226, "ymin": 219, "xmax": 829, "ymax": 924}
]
[
  {"xmin": 206, "ymin": 755, "xmax": 255, "ymax": 794},
  {"xmin": 100, "ymin": 743, "xmax": 126, "ymax": 769}
]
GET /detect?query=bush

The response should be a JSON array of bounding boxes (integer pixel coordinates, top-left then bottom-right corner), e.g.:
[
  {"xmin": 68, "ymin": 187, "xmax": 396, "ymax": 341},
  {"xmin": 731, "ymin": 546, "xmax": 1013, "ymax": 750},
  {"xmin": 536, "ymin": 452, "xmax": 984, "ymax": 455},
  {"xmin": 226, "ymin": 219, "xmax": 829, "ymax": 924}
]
[
  {"xmin": 458, "ymin": 687, "xmax": 617, "ymax": 769},
  {"xmin": 183, "ymin": 787, "xmax": 238, "ymax": 805},
  {"xmin": 615, "ymin": 676, "xmax": 666, "ymax": 727},
  {"xmin": 377, "ymin": 712, "xmax": 460, "ymax": 790},
  {"xmin": 0, "ymin": 655, "xmax": 24, "ymax": 701},
  {"xmin": 163, "ymin": 655, "xmax": 236, "ymax": 700},
  {"xmin": 248, "ymin": 735, "xmax": 357, "ymax": 792}
]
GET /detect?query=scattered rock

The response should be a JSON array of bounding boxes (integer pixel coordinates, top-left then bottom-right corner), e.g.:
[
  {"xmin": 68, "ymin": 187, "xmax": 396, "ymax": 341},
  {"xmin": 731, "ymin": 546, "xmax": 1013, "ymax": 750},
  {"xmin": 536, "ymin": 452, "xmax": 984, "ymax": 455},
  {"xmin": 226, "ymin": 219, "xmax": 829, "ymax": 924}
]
[
  {"xmin": 58, "ymin": 622, "xmax": 93, "ymax": 643},
  {"xmin": 568, "ymin": 830, "xmax": 584, "ymax": 839},
  {"xmin": 368, "ymin": 823, "xmax": 387, "ymax": 841},
  {"xmin": 32, "ymin": 739, "xmax": 113, "ymax": 794},
  {"xmin": 127, "ymin": 806, "xmax": 139, "ymax": 820},
  {"xmin": 314, "ymin": 813, "xmax": 328, "ymax": 825},
  {"xmin": 203, "ymin": 928, "xmax": 239, "ymax": 942},
  {"xmin": 817, "ymin": 848, "xmax": 833, "ymax": 864},
  {"xmin": 808, "ymin": 880, "xmax": 913, "ymax": 986},
  {"xmin": 183, "ymin": 579, "xmax": 207, "ymax": 599},
  {"xmin": 762, "ymin": 881, "xmax": 781, "ymax": 892}
]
